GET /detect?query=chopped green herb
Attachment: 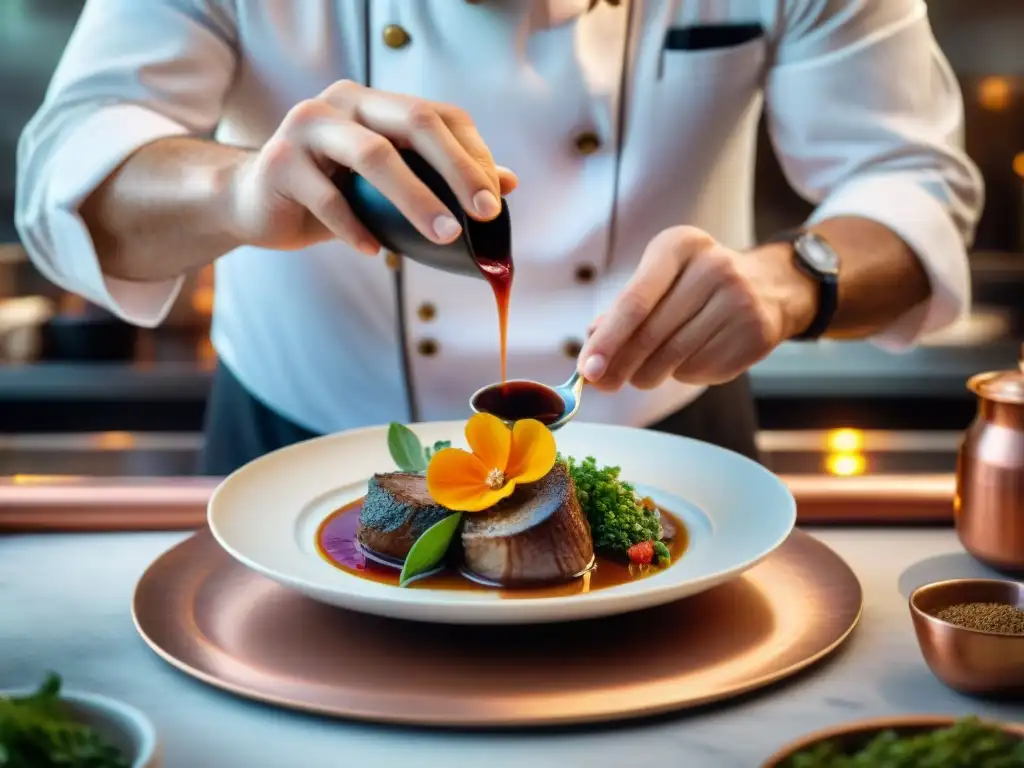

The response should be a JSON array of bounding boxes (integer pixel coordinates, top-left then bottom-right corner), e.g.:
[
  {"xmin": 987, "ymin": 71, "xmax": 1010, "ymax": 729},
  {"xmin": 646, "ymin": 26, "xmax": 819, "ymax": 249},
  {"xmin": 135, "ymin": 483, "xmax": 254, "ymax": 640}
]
[
  {"xmin": 0, "ymin": 673, "xmax": 130, "ymax": 768},
  {"xmin": 560, "ymin": 455, "xmax": 663, "ymax": 556},
  {"xmin": 780, "ymin": 716, "xmax": 1024, "ymax": 767},
  {"xmin": 652, "ymin": 540, "xmax": 671, "ymax": 566}
]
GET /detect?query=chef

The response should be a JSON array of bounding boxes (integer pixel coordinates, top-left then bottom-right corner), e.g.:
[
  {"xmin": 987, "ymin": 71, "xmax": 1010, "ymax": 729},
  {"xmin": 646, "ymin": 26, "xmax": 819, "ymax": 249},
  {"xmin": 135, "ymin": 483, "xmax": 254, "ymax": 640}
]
[{"xmin": 16, "ymin": 0, "xmax": 982, "ymax": 474}]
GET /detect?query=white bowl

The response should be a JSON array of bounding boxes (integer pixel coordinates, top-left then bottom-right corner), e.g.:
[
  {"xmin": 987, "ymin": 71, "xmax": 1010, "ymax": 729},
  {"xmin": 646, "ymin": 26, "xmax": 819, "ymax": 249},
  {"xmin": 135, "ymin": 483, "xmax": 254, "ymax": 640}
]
[{"xmin": 0, "ymin": 688, "xmax": 160, "ymax": 768}]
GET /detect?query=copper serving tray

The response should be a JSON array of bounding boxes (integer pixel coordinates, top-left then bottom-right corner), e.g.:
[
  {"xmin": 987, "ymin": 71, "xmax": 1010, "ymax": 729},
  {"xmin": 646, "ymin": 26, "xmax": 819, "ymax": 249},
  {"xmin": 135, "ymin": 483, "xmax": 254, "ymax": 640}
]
[
  {"xmin": 0, "ymin": 474, "xmax": 955, "ymax": 532},
  {"xmin": 132, "ymin": 528, "xmax": 862, "ymax": 727}
]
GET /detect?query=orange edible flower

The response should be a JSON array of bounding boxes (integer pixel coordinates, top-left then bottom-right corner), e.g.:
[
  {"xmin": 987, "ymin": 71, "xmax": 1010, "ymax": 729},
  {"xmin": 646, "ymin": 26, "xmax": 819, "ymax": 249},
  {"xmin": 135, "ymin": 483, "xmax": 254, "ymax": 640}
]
[{"xmin": 426, "ymin": 413, "xmax": 556, "ymax": 512}]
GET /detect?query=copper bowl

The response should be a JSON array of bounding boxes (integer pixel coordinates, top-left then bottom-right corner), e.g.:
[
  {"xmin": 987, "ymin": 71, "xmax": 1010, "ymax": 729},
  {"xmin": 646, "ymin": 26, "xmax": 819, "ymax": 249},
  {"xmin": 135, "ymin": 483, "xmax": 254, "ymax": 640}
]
[
  {"xmin": 761, "ymin": 715, "xmax": 1024, "ymax": 767},
  {"xmin": 909, "ymin": 578, "xmax": 1024, "ymax": 697}
]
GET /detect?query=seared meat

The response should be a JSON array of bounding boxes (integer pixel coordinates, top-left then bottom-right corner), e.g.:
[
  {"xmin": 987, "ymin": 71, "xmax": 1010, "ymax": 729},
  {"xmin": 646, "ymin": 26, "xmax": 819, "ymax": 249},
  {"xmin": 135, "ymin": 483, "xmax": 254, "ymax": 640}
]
[
  {"xmin": 461, "ymin": 462, "xmax": 593, "ymax": 586},
  {"xmin": 357, "ymin": 472, "xmax": 451, "ymax": 561}
]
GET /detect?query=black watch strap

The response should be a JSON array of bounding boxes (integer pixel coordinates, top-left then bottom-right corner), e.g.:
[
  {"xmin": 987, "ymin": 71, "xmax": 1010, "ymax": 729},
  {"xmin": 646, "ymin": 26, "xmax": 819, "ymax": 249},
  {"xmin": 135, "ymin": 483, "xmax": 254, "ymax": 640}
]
[{"xmin": 766, "ymin": 229, "xmax": 840, "ymax": 341}]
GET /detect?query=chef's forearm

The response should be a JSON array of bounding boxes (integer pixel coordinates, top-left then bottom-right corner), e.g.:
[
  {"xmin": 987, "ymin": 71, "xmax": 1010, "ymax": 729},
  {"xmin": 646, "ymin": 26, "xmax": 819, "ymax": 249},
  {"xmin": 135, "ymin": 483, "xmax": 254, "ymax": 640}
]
[
  {"xmin": 813, "ymin": 216, "xmax": 933, "ymax": 338},
  {"xmin": 758, "ymin": 216, "xmax": 935, "ymax": 341},
  {"xmin": 81, "ymin": 137, "xmax": 251, "ymax": 282}
]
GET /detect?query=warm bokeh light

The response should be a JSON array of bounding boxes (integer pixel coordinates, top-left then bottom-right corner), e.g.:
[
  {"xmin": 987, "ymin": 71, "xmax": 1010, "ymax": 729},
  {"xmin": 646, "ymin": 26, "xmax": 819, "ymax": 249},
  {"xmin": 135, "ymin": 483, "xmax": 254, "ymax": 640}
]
[
  {"xmin": 12, "ymin": 475, "xmax": 83, "ymax": 484},
  {"xmin": 95, "ymin": 431, "xmax": 135, "ymax": 450},
  {"xmin": 191, "ymin": 265, "xmax": 215, "ymax": 315},
  {"xmin": 826, "ymin": 428, "xmax": 863, "ymax": 453},
  {"xmin": 197, "ymin": 336, "xmax": 216, "ymax": 371},
  {"xmin": 1013, "ymin": 152, "xmax": 1024, "ymax": 179},
  {"xmin": 59, "ymin": 292, "xmax": 87, "ymax": 316},
  {"xmin": 978, "ymin": 77, "xmax": 1012, "ymax": 111},
  {"xmin": 826, "ymin": 453, "xmax": 866, "ymax": 477},
  {"xmin": 191, "ymin": 287, "xmax": 214, "ymax": 315}
]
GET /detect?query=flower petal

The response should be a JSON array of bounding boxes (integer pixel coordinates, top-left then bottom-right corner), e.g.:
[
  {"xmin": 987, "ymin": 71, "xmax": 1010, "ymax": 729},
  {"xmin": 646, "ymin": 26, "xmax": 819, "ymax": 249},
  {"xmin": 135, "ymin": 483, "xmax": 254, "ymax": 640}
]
[
  {"xmin": 504, "ymin": 418, "xmax": 556, "ymax": 484},
  {"xmin": 426, "ymin": 447, "xmax": 512, "ymax": 512},
  {"xmin": 464, "ymin": 413, "xmax": 511, "ymax": 472},
  {"xmin": 452, "ymin": 482, "xmax": 517, "ymax": 513}
]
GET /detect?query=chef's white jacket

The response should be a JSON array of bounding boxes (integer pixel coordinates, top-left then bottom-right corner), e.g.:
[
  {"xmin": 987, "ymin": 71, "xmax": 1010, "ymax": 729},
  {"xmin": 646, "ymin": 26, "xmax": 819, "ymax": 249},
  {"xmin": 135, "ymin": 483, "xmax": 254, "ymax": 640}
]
[{"xmin": 16, "ymin": 0, "xmax": 983, "ymax": 433}]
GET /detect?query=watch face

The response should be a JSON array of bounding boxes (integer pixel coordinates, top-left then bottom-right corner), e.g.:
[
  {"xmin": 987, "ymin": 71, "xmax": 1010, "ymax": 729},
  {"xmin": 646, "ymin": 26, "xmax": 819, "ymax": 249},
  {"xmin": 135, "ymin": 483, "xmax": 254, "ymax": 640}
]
[{"xmin": 797, "ymin": 234, "xmax": 840, "ymax": 276}]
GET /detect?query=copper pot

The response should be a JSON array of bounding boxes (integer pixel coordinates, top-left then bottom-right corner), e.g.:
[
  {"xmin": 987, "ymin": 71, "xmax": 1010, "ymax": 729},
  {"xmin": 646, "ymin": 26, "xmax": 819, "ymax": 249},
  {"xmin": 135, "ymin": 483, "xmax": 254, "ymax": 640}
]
[{"xmin": 955, "ymin": 370, "xmax": 1024, "ymax": 572}]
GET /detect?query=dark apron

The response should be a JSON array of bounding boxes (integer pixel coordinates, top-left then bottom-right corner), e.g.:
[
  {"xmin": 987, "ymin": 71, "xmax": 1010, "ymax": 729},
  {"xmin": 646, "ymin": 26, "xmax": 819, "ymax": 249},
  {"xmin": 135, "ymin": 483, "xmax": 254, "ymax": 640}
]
[{"xmin": 199, "ymin": 361, "xmax": 762, "ymax": 475}]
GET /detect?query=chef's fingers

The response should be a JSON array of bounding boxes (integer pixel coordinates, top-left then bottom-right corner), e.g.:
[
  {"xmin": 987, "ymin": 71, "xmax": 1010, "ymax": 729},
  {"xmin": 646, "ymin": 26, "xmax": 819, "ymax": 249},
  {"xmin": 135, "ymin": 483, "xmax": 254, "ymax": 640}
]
[
  {"xmin": 577, "ymin": 228, "xmax": 709, "ymax": 384},
  {"xmin": 497, "ymin": 166, "xmax": 519, "ymax": 195},
  {"xmin": 436, "ymin": 104, "xmax": 505, "ymax": 211},
  {"xmin": 597, "ymin": 259, "xmax": 719, "ymax": 390},
  {"xmin": 670, "ymin": 323, "xmax": 751, "ymax": 386},
  {"xmin": 303, "ymin": 117, "xmax": 464, "ymax": 245},
  {"xmin": 279, "ymin": 148, "xmax": 380, "ymax": 254},
  {"xmin": 631, "ymin": 291, "xmax": 731, "ymax": 389},
  {"xmin": 586, "ymin": 314, "xmax": 605, "ymax": 338},
  {"xmin": 333, "ymin": 86, "xmax": 503, "ymax": 222}
]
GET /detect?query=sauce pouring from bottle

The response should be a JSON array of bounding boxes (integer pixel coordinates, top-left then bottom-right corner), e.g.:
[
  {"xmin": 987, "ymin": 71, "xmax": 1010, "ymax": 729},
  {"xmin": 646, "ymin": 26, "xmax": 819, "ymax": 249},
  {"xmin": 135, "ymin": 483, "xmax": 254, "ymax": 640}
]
[{"xmin": 473, "ymin": 251, "xmax": 514, "ymax": 384}]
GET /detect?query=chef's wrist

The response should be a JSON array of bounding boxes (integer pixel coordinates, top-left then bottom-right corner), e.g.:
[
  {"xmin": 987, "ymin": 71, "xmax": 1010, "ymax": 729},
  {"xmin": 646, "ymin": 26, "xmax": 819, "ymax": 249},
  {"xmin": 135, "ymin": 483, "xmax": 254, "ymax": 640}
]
[
  {"xmin": 220, "ymin": 148, "xmax": 262, "ymax": 247},
  {"xmin": 755, "ymin": 241, "xmax": 819, "ymax": 341}
]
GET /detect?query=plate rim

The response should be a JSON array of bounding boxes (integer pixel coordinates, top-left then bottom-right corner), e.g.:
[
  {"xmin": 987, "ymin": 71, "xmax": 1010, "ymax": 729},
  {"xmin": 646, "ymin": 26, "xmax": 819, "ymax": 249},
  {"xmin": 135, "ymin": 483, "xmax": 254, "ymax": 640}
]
[{"xmin": 206, "ymin": 420, "xmax": 797, "ymax": 623}]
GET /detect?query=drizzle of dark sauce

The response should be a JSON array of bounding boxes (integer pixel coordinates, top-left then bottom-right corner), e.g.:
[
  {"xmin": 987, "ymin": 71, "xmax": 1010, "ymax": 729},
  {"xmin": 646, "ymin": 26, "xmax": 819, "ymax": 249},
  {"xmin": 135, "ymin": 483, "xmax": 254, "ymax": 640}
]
[
  {"xmin": 474, "ymin": 252, "xmax": 513, "ymax": 384},
  {"xmin": 316, "ymin": 499, "xmax": 688, "ymax": 599},
  {"xmin": 472, "ymin": 380, "xmax": 564, "ymax": 426}
]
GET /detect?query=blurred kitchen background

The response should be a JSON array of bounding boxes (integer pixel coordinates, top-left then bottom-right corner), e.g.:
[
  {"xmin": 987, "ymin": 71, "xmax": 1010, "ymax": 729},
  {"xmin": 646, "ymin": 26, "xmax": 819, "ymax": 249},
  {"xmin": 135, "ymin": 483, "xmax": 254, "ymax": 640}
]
[{"xmin": 0, "ymin": 0, "xmax": 1020, "ymax": 477}]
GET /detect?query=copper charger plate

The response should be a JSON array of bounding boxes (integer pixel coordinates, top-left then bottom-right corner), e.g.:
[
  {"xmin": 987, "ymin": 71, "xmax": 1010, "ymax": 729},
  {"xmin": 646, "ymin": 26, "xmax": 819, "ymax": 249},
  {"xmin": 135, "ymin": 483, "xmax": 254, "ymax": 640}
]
[{"xmin": 132, "ymin": 528, "xmax": 862, "ymax": 727}]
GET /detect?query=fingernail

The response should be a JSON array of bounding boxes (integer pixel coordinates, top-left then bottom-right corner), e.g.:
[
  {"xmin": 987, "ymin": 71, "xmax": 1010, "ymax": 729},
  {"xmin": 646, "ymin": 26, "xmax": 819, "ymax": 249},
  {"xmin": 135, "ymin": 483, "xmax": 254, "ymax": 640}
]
[
  {"xmin": 473, "ymin": 190, "xmax": 501, "ymax": 218},
  {"xmin": 496, "ymin": 165, "xmax": 518, "ymax": 180},
  {"xmin": 582, "ymin": 354, "xmax": 607, "ymax": 380},
  {"xmin": 433, "ymin": 214, "xmax": 462, "ymax": 242}
]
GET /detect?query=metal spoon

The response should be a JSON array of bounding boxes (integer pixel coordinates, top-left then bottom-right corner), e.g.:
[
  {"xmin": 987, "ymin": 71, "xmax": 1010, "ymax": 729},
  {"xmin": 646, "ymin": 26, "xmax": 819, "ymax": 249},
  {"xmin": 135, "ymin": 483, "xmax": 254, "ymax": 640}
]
[{"xmin": 469, "ymin": 371, "xmax": 585, "ymax": 431}]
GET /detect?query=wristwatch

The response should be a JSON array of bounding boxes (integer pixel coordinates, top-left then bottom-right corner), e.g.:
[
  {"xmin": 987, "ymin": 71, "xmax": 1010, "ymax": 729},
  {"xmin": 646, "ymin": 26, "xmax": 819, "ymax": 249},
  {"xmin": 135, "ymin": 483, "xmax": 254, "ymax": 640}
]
[{"xmin": 767, "ymin": 229, "xmax": 840, "ymax": 340}]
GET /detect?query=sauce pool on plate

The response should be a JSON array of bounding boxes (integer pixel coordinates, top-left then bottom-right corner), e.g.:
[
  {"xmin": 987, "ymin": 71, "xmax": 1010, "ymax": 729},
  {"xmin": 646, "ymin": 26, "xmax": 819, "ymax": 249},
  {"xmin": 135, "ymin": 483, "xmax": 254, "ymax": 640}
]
[{"xmin": 316, "ymin": 499, "xmax": 688, "ymax": 598}]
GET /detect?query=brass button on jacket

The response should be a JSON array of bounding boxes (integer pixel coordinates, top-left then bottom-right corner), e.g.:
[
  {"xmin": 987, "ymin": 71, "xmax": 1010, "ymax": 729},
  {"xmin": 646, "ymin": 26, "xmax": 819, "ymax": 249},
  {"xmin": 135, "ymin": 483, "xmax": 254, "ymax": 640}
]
[
  {"xmin": 563, "ymin": 338, "xmax": 583, "ymax": 359},
  {"xmin": 574, "ymin": 132, "xmax": 601, "ymax": 155},
  {"xmin": 417, "ymin": 338, "xmax": 439, "ymax": 357},
  {"xmin": 384, "ymin": 251, "xmax": 401, "ymax": 270},
  {"xmin": 417, "ymin": 302, "xmax": 437, "ymax": 322},
  {"xmin": 574, "ymin": 264, "xmax": 596, "ymax": 284},
  {"xmin": 382, "ymin": 24, "xmax": 410, "ymax": 49}
]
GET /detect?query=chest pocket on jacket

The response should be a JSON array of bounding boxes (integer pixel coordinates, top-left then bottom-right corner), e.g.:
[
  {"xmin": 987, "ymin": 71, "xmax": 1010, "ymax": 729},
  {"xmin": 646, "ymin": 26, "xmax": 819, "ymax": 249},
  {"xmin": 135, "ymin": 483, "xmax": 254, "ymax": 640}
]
[{"xmin": 629, "ymin": 29, "xmax": 767, "ymax": 185}]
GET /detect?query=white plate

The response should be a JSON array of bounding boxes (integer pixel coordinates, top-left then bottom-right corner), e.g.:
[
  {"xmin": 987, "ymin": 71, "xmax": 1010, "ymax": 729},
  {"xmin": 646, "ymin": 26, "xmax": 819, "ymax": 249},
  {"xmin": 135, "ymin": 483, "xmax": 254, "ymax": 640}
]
[{"xmin": 208, "ymin": 421, "xmax": 796, "ymax": 624}]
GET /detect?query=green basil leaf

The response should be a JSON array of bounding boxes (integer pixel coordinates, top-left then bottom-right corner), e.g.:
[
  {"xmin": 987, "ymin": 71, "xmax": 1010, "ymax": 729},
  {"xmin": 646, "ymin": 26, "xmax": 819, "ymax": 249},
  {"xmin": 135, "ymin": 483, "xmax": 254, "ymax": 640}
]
[
  {"xmin": 399, "ymin": 512, "xmax": 463, "ymax": 587},
  {"xmin": 387, "ymin": 422, "xmax": 427, "ymax": 473}
]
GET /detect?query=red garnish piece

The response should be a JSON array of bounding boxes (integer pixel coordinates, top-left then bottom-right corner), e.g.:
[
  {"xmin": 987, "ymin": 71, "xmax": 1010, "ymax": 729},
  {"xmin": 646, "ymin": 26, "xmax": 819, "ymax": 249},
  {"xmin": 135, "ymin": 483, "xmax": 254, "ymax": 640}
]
[{"xmin": 628, "ymin": 540, "xmax": 654, "ymax": 565}]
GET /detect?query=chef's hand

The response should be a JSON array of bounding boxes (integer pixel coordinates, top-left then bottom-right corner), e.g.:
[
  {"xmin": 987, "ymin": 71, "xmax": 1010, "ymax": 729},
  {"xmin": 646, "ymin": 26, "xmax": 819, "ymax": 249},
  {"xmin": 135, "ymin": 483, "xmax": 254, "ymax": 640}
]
[
  {"xmin": 577, "ymin": 226, "xmax": 817, "ymax": 391},
  {"xmin": 229, "ymin": 80, "xmax": 518, "ymax": 255}
]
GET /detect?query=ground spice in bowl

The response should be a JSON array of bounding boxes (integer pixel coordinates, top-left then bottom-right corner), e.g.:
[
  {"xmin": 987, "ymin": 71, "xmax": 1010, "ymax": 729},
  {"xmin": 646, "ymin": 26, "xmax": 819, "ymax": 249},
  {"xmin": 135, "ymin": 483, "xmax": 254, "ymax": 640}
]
[{"xmin": 934, "ymin": 602, "xmax": 1024, "ymax": 635}]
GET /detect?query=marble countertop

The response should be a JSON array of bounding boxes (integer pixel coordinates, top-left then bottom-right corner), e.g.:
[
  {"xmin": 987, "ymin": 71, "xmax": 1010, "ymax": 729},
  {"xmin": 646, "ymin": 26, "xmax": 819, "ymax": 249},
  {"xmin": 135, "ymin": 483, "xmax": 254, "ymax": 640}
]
[{"xmin": 2, "ymin": 528, "xmax": 1022, "ymax": 768}]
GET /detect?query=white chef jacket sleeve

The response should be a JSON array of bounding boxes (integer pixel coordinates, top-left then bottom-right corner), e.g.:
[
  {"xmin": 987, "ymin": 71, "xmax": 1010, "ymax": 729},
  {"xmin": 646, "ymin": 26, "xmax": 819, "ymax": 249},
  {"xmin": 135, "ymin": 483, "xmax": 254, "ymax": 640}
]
[
  {"xmin": 765, "ymin": 0, "xmax": 984, "ymax": 348},
  {"xmin": 15, "ymin": 0, "xmax": 237, "ymax": 328}
]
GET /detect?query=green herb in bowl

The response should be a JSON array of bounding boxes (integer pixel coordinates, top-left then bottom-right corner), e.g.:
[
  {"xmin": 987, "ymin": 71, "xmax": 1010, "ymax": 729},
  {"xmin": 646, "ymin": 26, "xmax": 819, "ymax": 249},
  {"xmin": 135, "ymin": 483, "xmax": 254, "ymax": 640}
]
[
  {"xmin": 0, "ymin": 673, "xmax": 130, "ymax": 768},
  {"xmin": 779, "ymin": 717, "xmax": 1024, "ymax": 767}
]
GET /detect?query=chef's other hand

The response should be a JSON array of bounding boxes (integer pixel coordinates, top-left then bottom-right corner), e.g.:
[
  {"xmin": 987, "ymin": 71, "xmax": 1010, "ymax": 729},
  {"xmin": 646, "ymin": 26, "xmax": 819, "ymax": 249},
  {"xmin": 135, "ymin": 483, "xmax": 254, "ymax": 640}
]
[
  {"xmin": 577, "ymin": 226, "xmax": 816, "ymax": 391},
  {"xmin": 229, "ymin": 80, "xmax": 518, "ymax": 255}
]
